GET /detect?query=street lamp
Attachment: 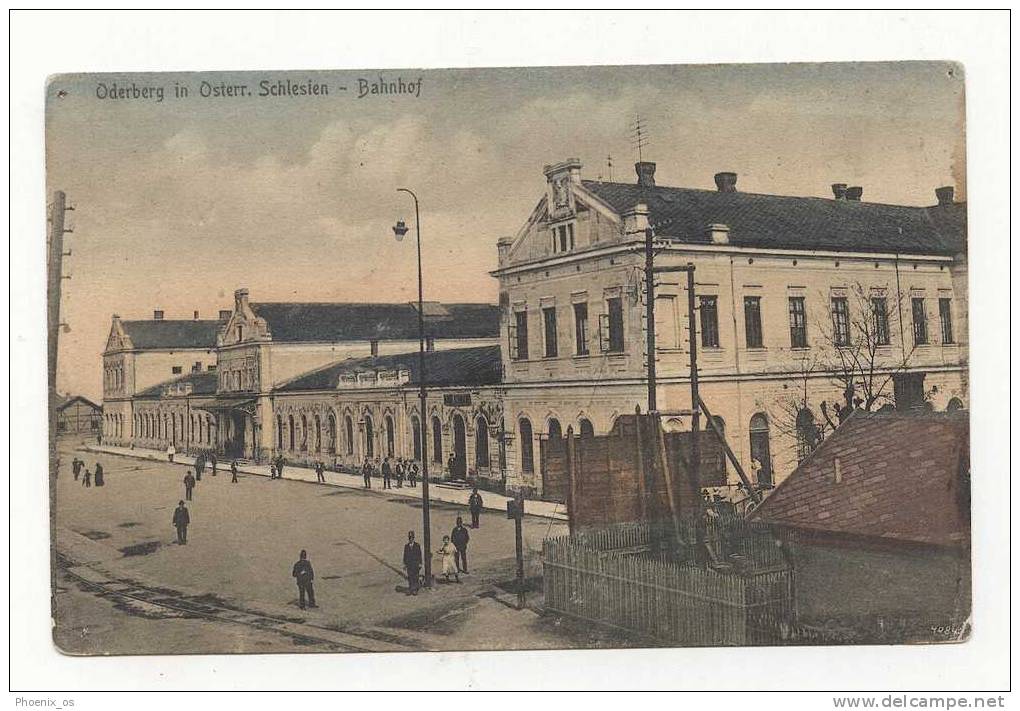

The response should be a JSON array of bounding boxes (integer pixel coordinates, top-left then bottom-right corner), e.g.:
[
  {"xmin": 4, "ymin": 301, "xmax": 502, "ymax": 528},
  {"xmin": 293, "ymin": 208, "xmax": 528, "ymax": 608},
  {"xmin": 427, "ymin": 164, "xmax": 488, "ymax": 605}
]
[{"xmin": 393, "ymin": 187, "xmax": 433, "ymax": 588}]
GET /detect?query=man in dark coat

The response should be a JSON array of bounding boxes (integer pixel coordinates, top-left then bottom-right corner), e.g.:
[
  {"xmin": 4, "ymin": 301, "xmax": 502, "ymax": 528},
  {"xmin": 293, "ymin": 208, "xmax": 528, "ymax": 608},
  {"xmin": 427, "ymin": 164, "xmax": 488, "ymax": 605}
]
[
  {"xmin": 72, "ymin": 457, "xmax": 81, "ymax": 481},
  {"xmin": 451, "ymin": 516, "xmax": 470, "ymax": 574},
  {"xmin": 94, "ymin": 462, "xmax": 105, "ymax": 487},
  {"xmin": 194, "ymin": 454, "xmax": 205, "ymax": 482},
  {"xmin": 408, "ymin": 461, "xmax": 418, "ymax": 488},
  {"xmin": 315, "ymin": 461, "xmax": 326, "ymax": 484},
  {"xmin": 468, "ymin": 487, "xmax": 484, "ymax": 529},
  {"xmin": 82, "ymin": 467, "xmax": 91, "ymax": 488},
  {"xmin": 381, "ymin": 457, "xmax": 393, "ymax": 489},
  {"xmin": 403, "ymin": 531, "xmax": 423, "ymax": 595},
  {"xmin": 276, "ymin": 455, "xmax": 285, "ymax": 479},
  {"xmin": 183, "ymin": 471, "xmax": 196, "ymax": 501},
  {"xmin": 292, "ymin": 549, "xmax": 317, "ymax": 609},
  {"xmin": 172, "ymin": 500, "xmax": 190, "ymax": 544},
  {"xmin": 395, "ymin": 458, "xmax": 405, "ymax": 488},
  {"xmin": 447, "ymin": 452, "xmax": 457, "ymax": 478},
  {"xmin": 362, "ymin": 458, "xmax": 373, "ymax": 489},
  {"xmin": 210, "ymin": 453, "xmax": 218, "ymax": 476},
  {"xmin": 230, "ymin": 459, "xmax": 239, "ymax": 483}
]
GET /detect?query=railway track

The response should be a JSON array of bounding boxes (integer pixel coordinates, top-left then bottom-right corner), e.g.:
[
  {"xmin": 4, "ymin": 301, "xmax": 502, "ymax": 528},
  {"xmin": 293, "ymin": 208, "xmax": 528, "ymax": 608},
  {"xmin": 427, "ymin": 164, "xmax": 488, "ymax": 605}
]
[{"xmin": 58, "ymin": 558, "xmax": 415, "ymax": 653}]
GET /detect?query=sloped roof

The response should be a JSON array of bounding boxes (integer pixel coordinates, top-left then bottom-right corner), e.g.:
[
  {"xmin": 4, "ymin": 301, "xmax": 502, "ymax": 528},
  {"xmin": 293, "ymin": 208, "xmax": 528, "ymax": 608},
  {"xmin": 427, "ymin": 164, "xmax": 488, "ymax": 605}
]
[
  {"xmin": 121, "ymin": 320, "xmax": 221, "ymax": 350},
  {"xmin": 752, "ymin": 411, "xmax": 970, "ymax": 548},
  {"xmin": 249, "ymin": 302, "xmax": 500, "ymax": 343},
  {"xmin": 135, "ymin": 371, "xmax": 220, "ymax": 400},
  {"xmin": 277, "ymin": 345, "xmax": 502, "ymax": 392},
  {"xmin": 582, "ymin": 180, "xmax": 964, "ymax": 256},
  {"xmin": 55, "ymin": 394, "xmax": 102, "ymax": 412}
]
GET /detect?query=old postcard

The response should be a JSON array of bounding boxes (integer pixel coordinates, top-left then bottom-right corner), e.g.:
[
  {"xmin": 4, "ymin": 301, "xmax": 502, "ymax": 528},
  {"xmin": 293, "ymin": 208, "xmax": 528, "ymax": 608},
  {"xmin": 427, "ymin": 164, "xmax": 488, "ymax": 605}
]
[{"xmin": 46, "ymin": 62, "xmax": 970, "ymax": 656}]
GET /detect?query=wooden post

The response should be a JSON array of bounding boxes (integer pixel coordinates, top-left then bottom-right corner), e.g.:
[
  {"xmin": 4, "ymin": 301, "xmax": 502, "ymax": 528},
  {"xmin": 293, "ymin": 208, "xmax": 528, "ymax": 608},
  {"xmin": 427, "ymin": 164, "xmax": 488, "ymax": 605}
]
[
  {"xmin": 698, "ymin": 395, "xmax": 761, "ymax": 505},
  {"xmin": 654, "ymin": 414, "xmax": 682, "ymax": 550},
  {"xmin": 632, "ymin": 405, "xmax": 647, "ymax": 524},
  {"xmin": 566, "ymin": 425, "xmax": 577, "ymax": 534}
]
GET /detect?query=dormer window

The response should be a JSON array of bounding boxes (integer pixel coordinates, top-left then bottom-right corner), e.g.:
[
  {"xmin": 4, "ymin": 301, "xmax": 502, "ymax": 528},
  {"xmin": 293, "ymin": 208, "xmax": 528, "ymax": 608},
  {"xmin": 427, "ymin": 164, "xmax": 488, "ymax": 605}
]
[{"xmin": 551, "ymin": 222, "xmax": 575, "ymax": 254}]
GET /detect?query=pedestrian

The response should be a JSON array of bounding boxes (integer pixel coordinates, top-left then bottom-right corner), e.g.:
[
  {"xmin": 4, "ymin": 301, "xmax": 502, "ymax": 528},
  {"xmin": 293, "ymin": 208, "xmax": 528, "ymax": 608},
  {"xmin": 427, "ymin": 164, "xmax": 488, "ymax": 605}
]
[
  {"xmin": 382, "ymin": 457, "xmax": 393, "ymax": 489},
  {"xmin": 452, "ymin": 516, "xmax": 470, "ymax": 574},
  {"xmin": 71, "ymin": 457, "xmax": 81, "ymax": 481},
  {"xmin": 183, "ymin": 471, "xmax": 196, "ymax": 501},
  {"xmin": 408, "ymin": 461, "xmax": 419, "ymax": 488},
  {"xmin": 468, "ymin": 487, "xmax": 484, "ymax": 529},
  {"xmin": 447, "ymin": 452, "xmax": 456, "ymax": 478},
  {"xmin": 437, "ymin": 535, "xmax": 459, "ymax": 583},
  {"xmin": 362, "ymin": 458, "xmax": 373, "ymax": 489},
  {"xmin": 231, "ymin": 459, "xmax": 239, "ymax": 483},
  {"xmin": 269, "ymin": 464, "xmax": 277, "ymax": 480},
  {"xmin": 395, "ymin": 458, "xmax": 405, "ymax": 488},
  {"xmin": 276, "ymin": 455, "xmax": 285, "ymax": 479},
  {"xmin": 82, "ymin": 467, "xmax": 92, "ymax": 488},
  {"xmin": 402, "ymin": 531, "xmax": 423, "ymax": 595},
  {"xmin": 291, "ymin": 549, "xmax": 317, "ymax": 609},
  {"xmin": 315, "ymin": 461, "xmax": 326, "ymax": 484},
  {"xmin": 195, "ymin": 454, "xmax": 205, "ymax": 482},
  {"xmin": 172, "ymin": 500, "xmax": 190, "ymax": 545},
  {"xmin": 167, "ymin": 443, "xmax": 176, "ymax": 463},
  {"xmin": 94, "ymin": 462, "xmax": 105, "ymax": 487},
  {"xmin": 210, "ymin": 453, "xmax": 218, "ymax": 476}
]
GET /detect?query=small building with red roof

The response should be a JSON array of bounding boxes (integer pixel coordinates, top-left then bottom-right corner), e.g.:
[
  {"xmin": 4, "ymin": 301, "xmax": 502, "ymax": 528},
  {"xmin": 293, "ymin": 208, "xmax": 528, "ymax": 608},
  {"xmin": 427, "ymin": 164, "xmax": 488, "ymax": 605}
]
[{"xmin": 752, "ymin": 409, "xmax": 970, "ymax": 640}]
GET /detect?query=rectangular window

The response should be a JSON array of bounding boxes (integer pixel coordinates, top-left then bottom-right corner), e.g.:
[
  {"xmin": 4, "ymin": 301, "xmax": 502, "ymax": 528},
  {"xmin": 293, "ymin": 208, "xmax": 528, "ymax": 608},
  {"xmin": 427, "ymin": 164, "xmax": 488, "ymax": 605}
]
[
  {"xmin": 655, "ymin": 295, "xmax": 680, "ymax": 350},
  {"xmin": 912, "ymin": 297, "xmax": 928, "ymax": 345},
  {"xmin": 871, "ymin": 297, "xmax": 890, "ymax": 346},
  {"xmin": 788, "ymin": 296, "xmax": 807, "ymax": 348},
  {"xmin": 558, "ymin": 225, "xmax": 568, "ymax": 252},
  {"xmin": 543, "ymin": 306, "xmax": 558, "ymax": 358},
  {"xmin": 699, "ymin": 296, "xmax": 719, "ymax": 348},
  {"xmin": 831, "ymin": 297, "xmax": 850, "ymax": 347},
  {"xmin": 939, "ymin": 298, "xmax": 954, "ymax": 344},
  {"xmin": 514, "ymin": 310, "xmax": 529, "ymax": 360},
  {"xmin": 573, "ymin": 302, "xmax": 589, "ymax": 356},
  {"xmin": 606, "ymin": 297, "xmax": 625, "ymax": 353},
  {"xmin": 568, "ymin": 223, "xmax": 575, "ymax": 250},
  {"xmin": 172, "ymin": 366, "xmax": 183, "ymax": 375},
  {"xmin": 744, "ymin": 296, "xmax": 763, "ymax": 348}
]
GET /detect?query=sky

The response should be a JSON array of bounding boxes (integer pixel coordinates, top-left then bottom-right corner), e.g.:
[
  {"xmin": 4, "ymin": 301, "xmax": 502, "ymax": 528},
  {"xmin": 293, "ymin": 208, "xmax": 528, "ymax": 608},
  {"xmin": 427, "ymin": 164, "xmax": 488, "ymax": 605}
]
[{"xmin": 46, "ymin": 62, "xmax": 966, "ymax": 401}]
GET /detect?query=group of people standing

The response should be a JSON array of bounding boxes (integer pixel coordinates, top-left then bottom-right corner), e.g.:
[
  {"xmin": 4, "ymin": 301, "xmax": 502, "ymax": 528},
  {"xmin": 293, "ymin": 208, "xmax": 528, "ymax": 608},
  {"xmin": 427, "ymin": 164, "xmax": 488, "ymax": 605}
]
[
  {"xmin": 403, "ymin": 487, "xmax": 485, "ymax": 593},
  {"xmin": 183, "ymin": 457, "xmax": 240, "ymax": 500},
  {"xmin": 70, "ymin": 456, "xmax": 104, "ymax": 487},
  {"xmin": 361, "ymin": 456, "xmax": 420, "ymax": 489}
]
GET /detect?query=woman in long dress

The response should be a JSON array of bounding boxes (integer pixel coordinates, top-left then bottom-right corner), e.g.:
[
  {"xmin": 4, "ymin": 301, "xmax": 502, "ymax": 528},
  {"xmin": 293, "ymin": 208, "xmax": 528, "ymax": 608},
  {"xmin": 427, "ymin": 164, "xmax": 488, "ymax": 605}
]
[{"xmin": 437, "ymin": 535, "xmax": 459, "ymax": 583}]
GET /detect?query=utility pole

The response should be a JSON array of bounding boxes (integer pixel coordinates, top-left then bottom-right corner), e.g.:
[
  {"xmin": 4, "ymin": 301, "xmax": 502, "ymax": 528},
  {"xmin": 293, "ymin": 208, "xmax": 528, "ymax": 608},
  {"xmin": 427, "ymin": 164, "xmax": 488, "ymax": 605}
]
[
  {"xmin": 507, "ymin": 490, "xmax": 526, "ymax": 609},
  {"xmin": 644, "ymin": 227, "xmax": 657, "ymax": 413},
  {"xmin": 47, "ymin": 190, "xmax": 72, "ymax": 473}
]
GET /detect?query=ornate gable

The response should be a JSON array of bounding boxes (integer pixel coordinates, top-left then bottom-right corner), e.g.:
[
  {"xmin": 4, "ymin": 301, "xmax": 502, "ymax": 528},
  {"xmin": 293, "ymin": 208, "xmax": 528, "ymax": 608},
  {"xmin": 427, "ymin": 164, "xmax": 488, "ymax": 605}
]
[
  {"xmin": 104, "ymin": 316, "xmax": 132, "ymax": 353},
  {"xmin": 218, "ymin": 288, "xmax": 272, "ymax": 346}
]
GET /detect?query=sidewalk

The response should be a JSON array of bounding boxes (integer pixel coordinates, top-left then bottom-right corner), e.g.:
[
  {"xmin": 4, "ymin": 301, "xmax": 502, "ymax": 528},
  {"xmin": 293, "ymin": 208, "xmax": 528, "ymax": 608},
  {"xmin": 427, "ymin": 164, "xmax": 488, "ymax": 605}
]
[{"xmin": 82, "ymin": 444, "xmax": 568, "ymax": 521}]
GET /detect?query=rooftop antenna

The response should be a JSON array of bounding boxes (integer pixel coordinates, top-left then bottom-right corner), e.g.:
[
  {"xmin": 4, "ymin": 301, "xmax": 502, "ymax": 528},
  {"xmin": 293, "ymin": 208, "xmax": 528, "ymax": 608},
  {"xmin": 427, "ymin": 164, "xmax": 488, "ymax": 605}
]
[{"xmin": 630, "ymin": 115, "xmax": 651, "ymax": 163}]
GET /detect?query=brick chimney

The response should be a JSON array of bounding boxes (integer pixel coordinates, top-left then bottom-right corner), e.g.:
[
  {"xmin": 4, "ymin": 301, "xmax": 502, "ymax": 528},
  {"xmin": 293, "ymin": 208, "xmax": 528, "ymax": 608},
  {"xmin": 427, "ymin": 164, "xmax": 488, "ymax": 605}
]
[
  {"xmin": 234, "ymin": 288, "xmax": 250, "ymax": 311},
  {"xmin": 714, "ymin": 172, "xmax": 737, "ymax": 192},
  {"xmin": 831, "ymin": 183, "xmax": 848, "ymax": 200},
  {"xmin": 935, "ymin": 186, "xmax": 955, "ymax": 206},
  {"xmin": 153, "ymin": 309, "xmax": 164, "ymax": 320},
  {"xmin": 845, "ymin": 186, "xmax": 863, "ymax": 201},
  {"xmin": 635, "ymin": 162, "xmax": 656, "ymax": 187}
]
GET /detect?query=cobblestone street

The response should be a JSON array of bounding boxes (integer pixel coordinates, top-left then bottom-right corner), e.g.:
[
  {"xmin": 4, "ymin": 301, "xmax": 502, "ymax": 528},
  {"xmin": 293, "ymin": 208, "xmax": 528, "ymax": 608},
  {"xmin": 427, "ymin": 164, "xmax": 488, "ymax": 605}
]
[{"xmin": 53, "ymin": 439, "xmax": 586, "ymax": 654}]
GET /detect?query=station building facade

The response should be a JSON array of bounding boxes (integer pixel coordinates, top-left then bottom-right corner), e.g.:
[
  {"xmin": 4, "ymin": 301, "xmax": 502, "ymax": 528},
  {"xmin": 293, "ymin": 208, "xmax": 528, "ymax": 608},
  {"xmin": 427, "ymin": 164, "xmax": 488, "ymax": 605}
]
[{"xmin": 102, "ymin": 158, "xmax": 968, "ymax": 503}]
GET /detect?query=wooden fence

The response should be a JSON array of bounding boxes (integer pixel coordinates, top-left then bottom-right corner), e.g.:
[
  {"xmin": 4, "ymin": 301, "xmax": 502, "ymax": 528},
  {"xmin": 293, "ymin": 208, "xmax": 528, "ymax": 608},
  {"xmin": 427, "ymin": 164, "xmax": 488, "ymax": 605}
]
[{"xmin": 543, "ymin": 521, "xmax": 794, "ymax": 646}]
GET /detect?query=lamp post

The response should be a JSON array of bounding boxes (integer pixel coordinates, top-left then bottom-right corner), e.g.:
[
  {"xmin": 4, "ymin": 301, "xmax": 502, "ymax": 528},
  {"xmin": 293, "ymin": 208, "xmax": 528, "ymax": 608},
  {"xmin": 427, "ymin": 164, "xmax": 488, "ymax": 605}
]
[{"xmin": 393, "ymin": 188, "xmax": 433, "ymax": 588}]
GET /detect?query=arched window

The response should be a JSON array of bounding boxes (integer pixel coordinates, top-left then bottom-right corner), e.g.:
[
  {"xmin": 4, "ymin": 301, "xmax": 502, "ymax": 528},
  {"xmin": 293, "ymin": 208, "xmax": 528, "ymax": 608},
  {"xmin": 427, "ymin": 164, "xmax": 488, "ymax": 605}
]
[
  {"xmin": 364, "ymin": 415, "xmax": 375, "ymax": 458},
  {"xmin": 796, "ymin": 408, "xmax": 817, "ymax": 463},
  {"xmin": 946, "ymin": 397, "xmax": 964, "ymax": 412},
  {"xmin": 547, "ymin": 418, "xmax": 562, "ymax": 440},
  {"xmin": 475, "ymin": 415, "xmax": 490, "ymax": 468},
  {"xmin": 300, "ymin": 414, "xmax": 308, "ymax": 451},
  {"xmin": 431, "ymin": 416, "xmax": 443, "ymax": 463},
  {"xmin": 345, "ymin": 415, "xmax": 354, "ymax": 455},
  {"xmin": 749, "ymin": 413, "xmax": 772, "ymax": 488},
  {"xmin": 327, "ymin": 413, "xmax": 337, "ymax": 454},
  {"xmin": 314, "ymin": 415, "xmax": 322, "ymax": 452},
  {"xmin": 410, "ymin": 415, "xmax": 422, "ymax": 461},
  {"xmin": 519, "ymin": 418, "xmax": 535, "ymax": 473},
  {"xmin": 207, "ymin": 417, "xmax": 213, "ymax": 445},
  {"xmin": 288, "ymin": 415, "xmax": 296, "ymax": 450},
  {"xmin": 579, "ymin": 418, "xmax": 595, "ymax": 439},
  {"xmin": 385, "ymin": 415, "xmax": 395, "ymax": 458},
  {"xmin": 275, "ymin": 415, "xmax": 283, "ymax": 449}
]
